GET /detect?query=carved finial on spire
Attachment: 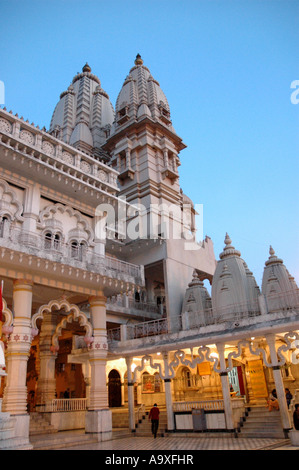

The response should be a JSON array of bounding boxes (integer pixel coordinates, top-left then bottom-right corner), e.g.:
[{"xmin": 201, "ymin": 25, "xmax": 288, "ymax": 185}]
[
  {"xmin": 82, "ymin": 63, "xmax": 91, "ymax": 73},
  {"xmin": 135, "ymin": 53, "xmax": 143, "ymax": 66},
  {"xmin": 269, "ymin": 245, "xmax": 275, "ymax": 256},
  {"xmin": 192, "ymin": 269, "xmax": 199, "ymax": 279},
  {"xmin": 219, "ymin": 233, "xmax": 241, "ymax": 259},
  {"xmin": 264, "ymin": 245, "xmax": 283, "ymax": 266},
  {"xmin": 188, "ymin": 269, "xmax": 203, "ymax": 287},
  {"xmin": 224, "ymin": 233, "xmax": 232, "ymax": 246}
]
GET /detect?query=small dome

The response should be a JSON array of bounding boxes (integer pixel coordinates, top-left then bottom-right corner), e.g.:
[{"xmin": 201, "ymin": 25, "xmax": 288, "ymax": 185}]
[
  {"xmin": 181, "ymin": 190, "xmax": 194, "ymax": 208},
  {"xmin": 262, "ymin": 246, "xmax": 298, "ymax": 311},
  {"xmin": 211, "ymin": 234, "xmax": 260, "ymax": 318},
  {"xmin": 182, "ymin": 270, "xmax": 212, "ymax": 327},
  {"xmin": 69, "ymin": 120, "xmax": 93, "ymax": 148},
  {"xmin": 49, "ymin": 64, "xmax": 114, "ymax": 155},
  {"xmin": 112, "ymin": 54, "xmax": 176, "ymax": 134}
]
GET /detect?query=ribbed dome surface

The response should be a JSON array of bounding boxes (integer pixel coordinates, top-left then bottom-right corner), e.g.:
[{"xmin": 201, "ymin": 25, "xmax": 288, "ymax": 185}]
[
  {"xmin": 262, "ymin": 246, "xmax": 298, "ymax": 311},
  {"xmin": 181, "ymin": 270, "xmax": 212, "ymax": 328},
  {"xmin": 211, "ymin": 234, "xmax": 260, "ymax": 317},
  {"xmin": 49, "ymin": 63, "xmax": 114, "ymax": 155},
  {"xmin": 113, "ymin": 54, "xmax": 176, "ymax": 133}
]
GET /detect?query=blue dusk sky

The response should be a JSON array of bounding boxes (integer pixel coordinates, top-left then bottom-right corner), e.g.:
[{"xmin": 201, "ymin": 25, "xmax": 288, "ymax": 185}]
[{"xmin": 0, "ymin": 0, "xmax": 298, "ymax": 288}]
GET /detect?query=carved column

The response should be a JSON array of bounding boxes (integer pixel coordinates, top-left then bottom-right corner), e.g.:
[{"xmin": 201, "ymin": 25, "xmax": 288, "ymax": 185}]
[
  {"xmin": 23, "ymin": 184, "xmax": 40, "ymax": 233},
  {"xmin": 2, "ymin": 279, "xmax": 34, "ymax": 448},
  {"xmin": 3, "ymin": 280, "xmax": 33, "ymax": 414},
  {"xmin": 85, "ymin": 294, "xmax": 112, "ymax": 441},
  {"xmin": 216, "ymin": 342, "xmax": 234, "ymax": 431},
  {"xmin": 163, "ymin": 352, "xmax": 175, "ymax": 431},
  {"xmin": 265, "ymin": 333, "xmax": 292, "ymax": 434},
  {"xmin": 36, "ymin": 311, "xmax": 57, "ymax": 407},
  {"xmin": 125, "ymin": 357, "xmax": 136, "ymax": 432}
]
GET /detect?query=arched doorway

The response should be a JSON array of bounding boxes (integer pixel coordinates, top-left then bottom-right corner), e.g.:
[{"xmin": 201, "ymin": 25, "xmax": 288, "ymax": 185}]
[{"xmin": 108, "ymin": 369, "xmax": 122, "ymax": 407}]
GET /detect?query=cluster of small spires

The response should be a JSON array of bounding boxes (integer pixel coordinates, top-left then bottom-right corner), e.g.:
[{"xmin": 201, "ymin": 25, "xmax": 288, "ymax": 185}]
[{"xmin": 0, "ymin": 54, "xmax": 144, "ymax": 132}]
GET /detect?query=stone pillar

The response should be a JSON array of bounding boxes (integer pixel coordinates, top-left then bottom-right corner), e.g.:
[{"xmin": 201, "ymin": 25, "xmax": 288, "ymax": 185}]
[
  {"xmin": 36, "ymin": 311, "xmax": 57, "ymax": 407},
  {"xmin": 81, "ymin": 362, "xmax": 91, "ymax": 407},
  {"xmin": 3, "ymin": 280, "xmax": 33, "ymax": 413},
  {"xmin": 125, "ymin": 357, "xmax": 136, "ymax": 432},
  {"xmin": 216, "ymin": 342, "xmax": 234, "ymax": 431},
  {"xmin": 85, "ymin": 294, "xmax": 112, "ymax": 441},
  {"xmin": 265, "ymin": 333, "xmax": 292, "ymax": 434},
  {"xmin": 125, "ymin": 148, "xmax": 131, "ymax": 169},
  {"xmin": 163, "ymin": 352, "xmax": 175, "ymax": 431},
  {"xmin": 23, "ymin": 184, "xmax": 40, "ymax": 233},
  {"xmin": 2, "ymin": 279, "xmax": 33, "ymax": 448}
]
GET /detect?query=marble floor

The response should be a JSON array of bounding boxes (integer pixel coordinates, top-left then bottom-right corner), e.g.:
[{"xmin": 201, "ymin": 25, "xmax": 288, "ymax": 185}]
[
  {"xmin": 30, "ymin": 430, "xmax": 298, "ymax": 451},
  {"xmin": 64, "ymin": 437, "xmax": 297, "ymax": 451}
]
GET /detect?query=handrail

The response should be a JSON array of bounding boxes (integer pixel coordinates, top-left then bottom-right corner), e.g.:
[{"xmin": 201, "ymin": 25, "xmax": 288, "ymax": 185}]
[
  {"xmin": 136, "ymin": 403, "xmax": 146, "ymax": 423},
  {"xmin": 47, "ymin": 398, "xmax": 87, "ymax": 412}
]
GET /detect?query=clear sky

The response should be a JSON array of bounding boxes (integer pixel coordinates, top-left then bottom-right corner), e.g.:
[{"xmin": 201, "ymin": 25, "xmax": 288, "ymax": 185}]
[{"xmin": 0, "ymin": 0, "xmax": 298, "ymax": 288}]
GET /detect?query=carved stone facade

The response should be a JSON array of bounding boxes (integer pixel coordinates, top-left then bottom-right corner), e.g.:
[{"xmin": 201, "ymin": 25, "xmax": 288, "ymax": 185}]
[{"xmin": 0, "ymin": 56, "xmax": 298, "ymax": 448}]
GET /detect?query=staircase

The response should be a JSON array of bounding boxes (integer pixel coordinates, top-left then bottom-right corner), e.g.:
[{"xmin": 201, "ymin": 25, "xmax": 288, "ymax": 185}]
[
  {"xmin": 135, "ymin": 409, "xmax": 168, "ymax": 437},
  {"xmin": 29, "ymin": 412, "xmax": 57, "ymax": 435},
  {"xmin": 239, "ymin": 406, "xmax": 285, "ymax": 438}
]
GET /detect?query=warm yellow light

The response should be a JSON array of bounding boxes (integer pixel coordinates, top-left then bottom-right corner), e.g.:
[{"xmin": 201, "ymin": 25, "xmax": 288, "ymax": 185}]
[{"xmin": 210, "ymin": 352, "xmax": 219, "ymax": 359}]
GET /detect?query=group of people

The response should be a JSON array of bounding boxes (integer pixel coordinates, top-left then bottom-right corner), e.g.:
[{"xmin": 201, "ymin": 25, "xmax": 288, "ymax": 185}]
[
  {"xmin": 267, "ymin": 388, "xmax": 299, "ymax": 431},
  {"xmin": 268, "ymin": 388, "xmax": 293, "ymax": 411}
]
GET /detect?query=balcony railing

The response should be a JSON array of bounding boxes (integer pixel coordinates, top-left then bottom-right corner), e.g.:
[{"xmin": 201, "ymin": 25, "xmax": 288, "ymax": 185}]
[
  {"xmin": 107, "ymin": 295, "xmax": 160, "ymax": 315},
  {"xmin": 0, "ymin": 226, "xmax": 144, "ymax": 283},
  {"xmin": 173, "ymin": 400, "xmax": 224, "ymax": 412},
  {"xmin": 0, "ymin": 108, "xmax": 119, "ymax": 193},
  {"xmin": 39, "ymin": 398, "xmax": 87, "ymax": 412},
  {"xmin": 107, "ymin": 289, "xmax": 299, "ymax": 345},
  {"xmin": 107, "ymin": 317, "xmax": 169, "ymax": 343}
]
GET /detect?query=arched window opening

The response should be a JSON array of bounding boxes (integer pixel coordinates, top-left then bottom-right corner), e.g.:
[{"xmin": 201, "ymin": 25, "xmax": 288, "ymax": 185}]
[
  {"xmin": 44, "ymin": 232, "xmax": 53, "ymax": 250},
  {"xmin": 44, "ymin": 232, "xmax": 61, "ymax": 251},
  {"xmin": 53, "ymin": 233, "xmax": 61, "ymax": 250},
  {"xmin": 0, "ymin": 216, "xmax": 9, "ymax": 238},
  {"xmin": 70, "ymin": 241, "xmax": 86, "ymax": 261}
]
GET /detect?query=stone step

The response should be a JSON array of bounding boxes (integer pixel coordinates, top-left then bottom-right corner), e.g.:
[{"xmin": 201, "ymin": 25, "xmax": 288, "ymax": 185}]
[
  {"xmin": 240, "ymin": 430, "xmax": 286, "ymax": 438},
  {"xmin": 30, "ymin": 431, "xmax": 98, "ymax": 450},
  {"xmin": 240, "ymin": 407, "xmax": 284, "ymax": 438},
  {"xmin": 241, "ymin": 422, "xmax": 281, "ymax": 430},
  {"xmin": 0, "ymin": 437, "xmax": 33, "ymax": 450},
  {"xmin": 29, "ymin": 413, "xmax": 57, "ymax": 435}
]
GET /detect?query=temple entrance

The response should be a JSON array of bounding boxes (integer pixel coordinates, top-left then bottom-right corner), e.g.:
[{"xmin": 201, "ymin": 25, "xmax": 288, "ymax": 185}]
[{"xmin": 108, "ymin": 369, "xmax": 122, "ymax": 407}]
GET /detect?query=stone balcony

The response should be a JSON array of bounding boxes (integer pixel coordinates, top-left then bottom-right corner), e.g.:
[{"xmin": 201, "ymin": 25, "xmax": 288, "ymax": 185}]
[
  {"xmin": 0, "ymin": 226, "xmax": 144, "ymax": 296},
  {"xmin": 106, "ymin": 295, "xmax": 163, "ymax": 321},
  {"xmin": 0, "ymin": 108, "xmax": 119, "ymax": 204},
  {"xmin": 107, "ymin": 290, "xmax": 299, "ymax": 356}
]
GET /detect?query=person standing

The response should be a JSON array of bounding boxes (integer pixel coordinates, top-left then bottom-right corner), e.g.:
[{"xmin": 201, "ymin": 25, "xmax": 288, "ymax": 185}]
[
  {"xmin": 268, "ymin": 389, "xmax": 279, "ymax": 411},
  {"xmin": 149, "ymin": 403, "xmax": 160, "ymax": 438}
]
